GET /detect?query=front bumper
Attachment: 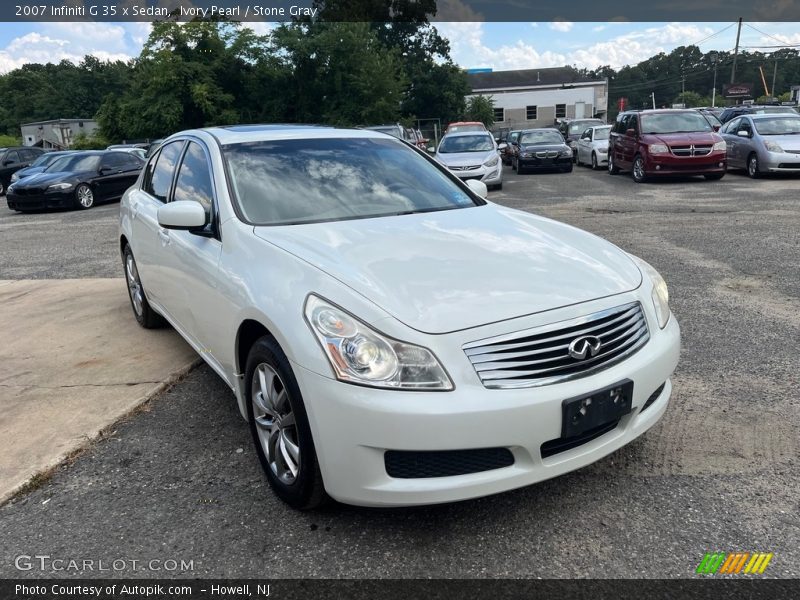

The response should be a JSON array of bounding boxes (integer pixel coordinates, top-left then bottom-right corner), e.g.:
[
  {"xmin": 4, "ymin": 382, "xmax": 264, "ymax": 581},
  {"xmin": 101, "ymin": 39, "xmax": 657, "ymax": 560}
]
[
  {"xmin": 6, "ymin": 189, "xmax": 74, "ymax": 210},
  {"xmin": 294, "ymin": 312, "xmax": 680, "ymax": 507},
  {"xmin": 643, "ymin": 151, "xmax": 727, "ymax": 176},
  {"xmin": 761, "ymin": 151, "xmax": 800, "ymax": 172},
  {"xmin": 518, "ymin": 155, "xmax": 573, "ymax": 170}
]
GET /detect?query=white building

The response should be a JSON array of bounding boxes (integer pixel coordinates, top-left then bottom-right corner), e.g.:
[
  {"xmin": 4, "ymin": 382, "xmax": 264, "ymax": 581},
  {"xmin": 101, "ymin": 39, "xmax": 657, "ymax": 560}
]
[
  {"xmin": 20, "ymin": 118, "xmax": 99, "ymax": 149},
  {"xmin": 466, "ymin": 67, "xmax": 609, "ymax": 129}
]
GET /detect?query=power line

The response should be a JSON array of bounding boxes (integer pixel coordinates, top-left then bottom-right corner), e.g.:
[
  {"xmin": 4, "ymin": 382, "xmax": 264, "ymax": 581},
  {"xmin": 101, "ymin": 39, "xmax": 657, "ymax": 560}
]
[{"xmin": 744, "ymin": 23, "xmax": 799, "ymax": 47}]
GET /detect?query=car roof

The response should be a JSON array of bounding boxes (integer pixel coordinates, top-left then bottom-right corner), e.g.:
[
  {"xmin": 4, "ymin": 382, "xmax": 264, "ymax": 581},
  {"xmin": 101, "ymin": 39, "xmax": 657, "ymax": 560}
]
[
  {"xmin": 521, "ymin": 128, "xmax": 562, "ymax": 132},
  {"xmin": 441, "ymin": 130, "xmax": 494, "ymax": 138},
  {"xmin": 198, "ymin": 124, "xmax": 393, "ymax": 145}
]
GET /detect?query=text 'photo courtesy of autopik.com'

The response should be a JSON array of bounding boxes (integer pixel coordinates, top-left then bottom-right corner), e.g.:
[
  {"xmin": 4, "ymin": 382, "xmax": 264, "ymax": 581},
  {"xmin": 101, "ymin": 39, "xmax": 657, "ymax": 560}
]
[{"xmin": 0, "ymin": 0, "xmax": 798, "ymax": 598}]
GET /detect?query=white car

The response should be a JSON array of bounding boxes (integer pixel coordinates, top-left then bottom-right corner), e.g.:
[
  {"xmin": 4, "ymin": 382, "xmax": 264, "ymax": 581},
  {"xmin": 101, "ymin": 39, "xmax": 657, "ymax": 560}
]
[
  {"xmin": 432, "ymin": 131, "xmax": 504, "ymax": 190},
  {"xmin": 120, "ymin": 125, "xmax": 680, "ymax": 509},
  {"xmin": 576, "ymin": 125, "xmax": 612, "ymax": 169}
]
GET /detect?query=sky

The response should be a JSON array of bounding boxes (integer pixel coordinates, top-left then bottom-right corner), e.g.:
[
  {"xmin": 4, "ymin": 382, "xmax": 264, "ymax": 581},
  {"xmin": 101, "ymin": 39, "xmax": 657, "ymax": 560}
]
[{"xmin": 1, "ymin": 21, "xmax": 799, "ymax": 75}]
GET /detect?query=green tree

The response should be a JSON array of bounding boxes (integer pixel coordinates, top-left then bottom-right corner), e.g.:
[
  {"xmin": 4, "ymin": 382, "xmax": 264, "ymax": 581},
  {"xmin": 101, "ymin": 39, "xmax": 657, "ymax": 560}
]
[
  {"xmin": 464, "ymin": 95, "xmax": 495, "ymax": 127},
  {"xmin": 71, "ymin": 131, "xmax": 109, "ymax": 149}
]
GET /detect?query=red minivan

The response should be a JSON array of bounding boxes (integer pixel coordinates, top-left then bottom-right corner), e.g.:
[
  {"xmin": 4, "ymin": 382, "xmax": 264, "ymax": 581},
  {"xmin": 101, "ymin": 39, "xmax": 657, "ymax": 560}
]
[{"xmin": 608, "ymin": 109, "xmax": 727, "ymax": 182}]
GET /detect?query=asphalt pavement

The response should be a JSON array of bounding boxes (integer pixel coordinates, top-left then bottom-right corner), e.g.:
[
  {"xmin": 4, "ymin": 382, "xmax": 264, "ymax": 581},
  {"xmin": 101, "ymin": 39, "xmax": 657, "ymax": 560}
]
[{"xmin": 1, "ymin": 165, "xmax": 798, "ymax": 578}]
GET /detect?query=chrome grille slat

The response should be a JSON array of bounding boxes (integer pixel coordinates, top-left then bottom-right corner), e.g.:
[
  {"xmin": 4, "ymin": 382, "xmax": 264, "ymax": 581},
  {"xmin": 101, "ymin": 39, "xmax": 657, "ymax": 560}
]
[
  {"xmin": 473, "ymin": 320, "xmax": 647, "ymax": 373},
  {"xmin": 463, "ymin": 302, "xmax": 650, "ymax": 389},
  {"xmin": 464, "ymin": 305, "xmax": 640, "ymax": 356}
]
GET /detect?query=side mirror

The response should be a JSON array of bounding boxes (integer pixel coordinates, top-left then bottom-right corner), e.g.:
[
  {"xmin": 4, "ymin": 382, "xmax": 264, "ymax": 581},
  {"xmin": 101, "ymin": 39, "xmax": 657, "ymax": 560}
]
[
  {"xmin": 465, "ymin": 179, "xmax": 488, "ymax": 199},
  {"xmin": 3, "ymin": 160, "xmax": 13, "ymax": 166},
  {"xmin": 157, "ymin": 200, "xmax": 207, "ymax": 230},
  {"xmin": 427, "ymin": 146, "xmax": 436, "ymax": 153},
  {"xmin": 737, "ymin": 130, "xmax": 750, "ymax": 138},
  {"xmin": 713, "ymin": 125, "xmax": 721, "ymax": 132},
  {"xmin": 498, "ymin": 143, "xmax": 508, "ymax": 151}
]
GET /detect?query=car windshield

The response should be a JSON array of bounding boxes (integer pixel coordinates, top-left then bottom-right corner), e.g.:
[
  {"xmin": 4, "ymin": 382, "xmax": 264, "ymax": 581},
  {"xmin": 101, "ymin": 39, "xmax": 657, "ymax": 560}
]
[
  {"xmin": 368, "ymin": 127, "xmax": 401, "ymax": 139},
  {"xmin": 31, "ymin": 153, "xmax": 63, "ymax": 168},
  {"xmin": 509, "ymin": 132, "xmax": 520, "ymax": 142},
  {"xmin": 224, "ymin": 137, "xmax": 480, "ymax": 226},
  {"xmin": 46, "ymin": 154, "xmax": 100, "ymax": 172},
  {"xmin": 520, "ymin": 130, "xmax": 564, "ymax": 145},
  {"xmin": 438, "ymin": 134, "xmax": 494, "ymax": 153},
  {"xmin": 753, "ymin": 107, "xmax": 798, "ymax": 115},
  {"xmin": 641, "ymin": 113, "xmax": 713, "ymax": 134},
  {"xmin": 753, "ymin": 116, "xmax": 800, "ymax": 135},
  {"xmin": 569, "ymin": 121, "xmax": 602, "ymax": 134},
  {"xmin": 448, "ymin": 125, "xmax": 485, "ymax": 133},
  {"xmin": 593, "ymin": 127, "xmax": 611, "ymax": 140}
]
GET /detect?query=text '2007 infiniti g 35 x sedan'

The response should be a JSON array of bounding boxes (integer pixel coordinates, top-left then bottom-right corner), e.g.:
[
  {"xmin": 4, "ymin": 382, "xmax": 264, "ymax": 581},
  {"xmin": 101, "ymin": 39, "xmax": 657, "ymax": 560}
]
[{"xmin": 119, "ymin": 125, "xmax": 680, "ymax": 509}]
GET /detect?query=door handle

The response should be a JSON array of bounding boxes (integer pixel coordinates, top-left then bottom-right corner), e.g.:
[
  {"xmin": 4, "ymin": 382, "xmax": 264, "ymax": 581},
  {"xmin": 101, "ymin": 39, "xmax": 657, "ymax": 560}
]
[{"xmin": 158, "ymin": 228, "xmax": 171, "ymax": 246}]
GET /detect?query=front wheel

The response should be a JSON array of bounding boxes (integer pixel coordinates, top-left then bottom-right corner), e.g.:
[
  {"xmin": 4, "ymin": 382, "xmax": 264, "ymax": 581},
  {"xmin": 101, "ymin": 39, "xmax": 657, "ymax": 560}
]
[
  {"xmin": 591, "ymin": 153, "xmax": 598, "ymax": 170},
  {"xmin": 608, "ymin": 153, "xmax": 620, "ymax": 175},
  {"xmin": 123, "ymin": 245, "xmax": 164, "ymax": 329},
  {"xmin": 0, "ymin": 181, "xmax": 5, "ymax": 196},
  {"xmin": 632, "ymin": 155, "xmax": 647, "ymax": 183},
  {"xmin": 747, "ymin": 154, "xmax": 760, "ymax": 179},
  {"xmin": 246, "ymin": 336, "xmax": 327, "ymax": 510},
  {"xmin": 74, "ymin": 183, "xmax": 94, "ymax": 209}
]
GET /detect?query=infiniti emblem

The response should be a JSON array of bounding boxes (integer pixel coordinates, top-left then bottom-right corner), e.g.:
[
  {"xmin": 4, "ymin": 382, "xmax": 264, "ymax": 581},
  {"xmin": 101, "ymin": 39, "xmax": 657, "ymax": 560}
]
[{"xmin": 568, "ymin": 335, "xmax": 602, "ymax": 360}]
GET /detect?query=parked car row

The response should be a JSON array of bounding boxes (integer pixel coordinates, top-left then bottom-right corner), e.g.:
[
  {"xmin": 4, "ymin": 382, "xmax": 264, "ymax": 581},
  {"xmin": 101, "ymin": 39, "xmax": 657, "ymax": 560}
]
[
  {"xmin": 6, "ymin": 150, "xmax": 144, "ymax": 211},
  {"xmin": 0, "ymin": 146, "xmax": 46, "ymax": 195}
]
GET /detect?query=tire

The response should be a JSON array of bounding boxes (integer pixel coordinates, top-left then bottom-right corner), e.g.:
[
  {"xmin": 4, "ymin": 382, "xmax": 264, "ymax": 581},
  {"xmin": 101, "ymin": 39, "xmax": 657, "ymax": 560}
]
[
  {"xmin": 591, "ymin": 153, "xmax": 598, "ymax": 170},
  {"xmin": 517, "ymin": 163, "xmax": 525, "ymax": 175},
  {"xmin": 747, "ymin": 153, "xmax": 760, "ymax": 179},
  {"xmin": 123, "ymin": 245, "xmax": 165, "ymax": 329},
  {"xmin": 576, "ymin": 152, "xmax": 582, "ymax": 167},
  {"xmin": 512, "ymin": 157, "xmax": 517, "ymax": 172},
  {"xmin": 74, "ymin": 183, "xmax": 94, "ymax": 209},
  {"xmin": 632, "ymin": 155, "xmax": 647, "ymax": 183},
  {"xmin": 0, "ymin": 181, "xmax": 5, "ymax": 195},
  {"xmin": 608, "ymin": 152, "xmax": 620, "ymax": 175},
  {"xmin": 494, "ymin": 182, "xmax": 503, "ymax": 191},
  {"xmin": 563, "ymin": 164, "xmax": 573, "ymax": 173},
  {"xmin": 704, "ymin": 173, "xmax": 725, "ymax": 181},
  {"xmin": 246, "ymin": 336, "xmax": 327, "ymax": 510}
]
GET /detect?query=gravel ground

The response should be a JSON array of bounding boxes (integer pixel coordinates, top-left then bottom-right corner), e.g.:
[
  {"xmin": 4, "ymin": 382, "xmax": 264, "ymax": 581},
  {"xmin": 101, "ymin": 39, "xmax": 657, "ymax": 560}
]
[{"xmin": 1, "ymin": 165, "xmax": 798, "ymax": 578}]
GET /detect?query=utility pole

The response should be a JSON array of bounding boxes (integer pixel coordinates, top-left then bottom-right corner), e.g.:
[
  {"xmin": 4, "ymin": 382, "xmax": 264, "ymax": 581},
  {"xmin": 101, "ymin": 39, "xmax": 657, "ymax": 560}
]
[
  {"xmin": 710, "ymin": 52, "xmax": 719, "ymax": 107},
  {"xmin": 771, "ymin": 59, "xmax": 778, "ymax": 99},
  {"xmin": 731, "ymin": 17, "xmax": 743, "ymax": 84}
]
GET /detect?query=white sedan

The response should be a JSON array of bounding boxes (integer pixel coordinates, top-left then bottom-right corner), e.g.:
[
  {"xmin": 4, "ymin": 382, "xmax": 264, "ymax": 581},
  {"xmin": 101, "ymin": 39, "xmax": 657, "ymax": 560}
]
[
  {"xmin": 120, "ymin": 126, "xmax": 680, "ymax": 509},
  {"xmin": 576, "ymin": 125, "xmax": 612, "ymax": 169}
]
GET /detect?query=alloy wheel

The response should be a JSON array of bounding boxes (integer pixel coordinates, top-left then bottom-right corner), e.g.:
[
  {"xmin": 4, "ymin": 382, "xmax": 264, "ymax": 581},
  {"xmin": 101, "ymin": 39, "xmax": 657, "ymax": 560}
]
[
  {"xmin": 748, "ymin": 155, "xmax": 759, "ymax": 178},
  {"xmin": 76, "ymin": 184, "xmax": 94, "ymax": 208},
  {"xmin": 125, "ymin": 253, "xmax": 144, "ymax": 317},
  {"xmin": 252, "ymin": 363, "xmax": 301, "ymax": 485},
  {"xmin": 633, "ymin": 157, "xmax": 646, "ymax": 182}
]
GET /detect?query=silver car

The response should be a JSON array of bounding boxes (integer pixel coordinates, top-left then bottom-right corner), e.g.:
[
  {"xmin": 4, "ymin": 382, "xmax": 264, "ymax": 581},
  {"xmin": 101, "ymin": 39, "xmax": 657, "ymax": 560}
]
[
  {"xmin": 721, "ymin": 113, "xmax": 800, "ymax": 178},
  {"xmin": 433, "ymin": 131, "xmax": 504, "ymax": 190},
  {"xmin": 575, "ymin": 125, "xmax": 611, "ymax": 169}
]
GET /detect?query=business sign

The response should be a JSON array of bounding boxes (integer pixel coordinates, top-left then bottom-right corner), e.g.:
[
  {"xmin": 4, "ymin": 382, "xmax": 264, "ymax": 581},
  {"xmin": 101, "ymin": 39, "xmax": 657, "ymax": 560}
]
[{"xmin": 723, "ymin": 83, "xmax": 753, "ymax": 98}]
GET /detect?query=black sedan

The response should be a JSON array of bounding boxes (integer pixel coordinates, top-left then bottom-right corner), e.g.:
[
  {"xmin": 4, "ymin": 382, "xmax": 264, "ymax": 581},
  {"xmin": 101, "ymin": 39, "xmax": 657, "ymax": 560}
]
[
  {"xmin": 512, "ymin": 129, "xmax": 574, "ymax": 174},
  {"xmin": 6, "ymin": 151, "xmax": 143, "ymax": 212}
]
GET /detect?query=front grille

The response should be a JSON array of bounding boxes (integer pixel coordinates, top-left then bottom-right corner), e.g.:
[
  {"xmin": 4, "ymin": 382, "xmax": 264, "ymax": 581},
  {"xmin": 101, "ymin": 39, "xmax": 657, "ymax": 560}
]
[
  {"xmin": 535, "ymin": 150, "xmax": 559, "ymax": 158},
  {"xmin": 463, "ymin": 302, "xmax": 650, "ymax": 389},
  {"xmin": 449, "ymin": 165, "xmax": 481, "ymax": 171},
  {"xmin": 384, "ymin": 448, "xmax": 514, "ymax": 479},
  {"xmin": 541, "ymin": 419, "xmax": 620, "ymax": 459},
  {"xmin": 640, "ymin": 382, "xmax": 666, "ymax": 413},
  {"xmin": 670, "ymin": 144, "xmax": 712, "ymax": 157}
]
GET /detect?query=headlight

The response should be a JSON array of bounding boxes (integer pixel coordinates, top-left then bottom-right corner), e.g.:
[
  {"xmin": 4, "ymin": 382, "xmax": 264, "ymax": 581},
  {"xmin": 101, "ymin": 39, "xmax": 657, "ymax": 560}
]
[
  {"xmin": 764, "ymin": 141, "xmax": 783, "ymax": 153},
  {"xmin": 649, "ymin": 143, "xmax": 669, "ymax": 154},
  {"xmin": 47, "ymin": 182, "xmax": 73, "ymax": 192},
  {"xmin": 630, "ymin": 256, "xmax": 670, "ymax": 329},
  {"xmin": 521, "ymin": 152, "xmax": 532, "ymax": 158},
  {"xmin": 10, "ymin": 173, "xmax": 19, "ymax": 182},
  {"xmin": 712, "ymin": 140, "xmax": 727, "ymax": 151},
  {"xmin": 559, "ymin": 148, "xmax": 573, "ymax": 158},
  {"xmin": 484, "ymin": 156, "xmax": 499, "ymax": 168},
  {"xmin": 304, "ymin": 295, "xmax": 453, "ymax": 390}
]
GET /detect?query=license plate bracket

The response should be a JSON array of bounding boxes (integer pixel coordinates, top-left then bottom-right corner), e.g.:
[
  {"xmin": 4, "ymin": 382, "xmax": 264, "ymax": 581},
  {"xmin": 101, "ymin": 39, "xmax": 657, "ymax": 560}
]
[{"xmin": 561, "ymin": 380, "xmax": 633, "ymax": 439}]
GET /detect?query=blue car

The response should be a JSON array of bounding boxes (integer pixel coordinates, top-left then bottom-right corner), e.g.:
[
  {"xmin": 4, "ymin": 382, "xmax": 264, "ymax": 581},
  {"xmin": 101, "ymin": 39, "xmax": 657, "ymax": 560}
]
[{"xmin": 10, "ymin": 150, "xmax": 75, "ymax": 184}]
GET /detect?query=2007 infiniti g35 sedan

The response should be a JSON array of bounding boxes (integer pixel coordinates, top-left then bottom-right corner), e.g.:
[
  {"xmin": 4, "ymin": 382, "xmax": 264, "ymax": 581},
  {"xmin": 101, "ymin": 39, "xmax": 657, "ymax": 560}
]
[{"xmin": 120, "ymin": 125, "xmax": 680, "ymax": 509}]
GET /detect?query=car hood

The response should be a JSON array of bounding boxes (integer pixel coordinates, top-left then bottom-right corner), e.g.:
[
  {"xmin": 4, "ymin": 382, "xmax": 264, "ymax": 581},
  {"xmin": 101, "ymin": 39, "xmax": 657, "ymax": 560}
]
[
  {"xmin": 519, "ymin": 143, "xmax": 568, "ymax": 152},
  {"xmin": 13, "ymin": 170, "xmax": 84, "ymax": 188},
  {"xmin": 643, "ymin": 132, "xmax": 720, "ymax": 145},
  {"xmin": 254, "ymin": 205, "xmax": 642, "ymax": 334},
  {"xmin": 436, "ymin": 151, "xmax": 495, "ymax": 167},
  {"xmin": 14, "ymin": 166, "xmax": 46, "ymax": 178},
  {"xmin": 762, "ymin": 134, "xmax": 800, "ymax": 151}
]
